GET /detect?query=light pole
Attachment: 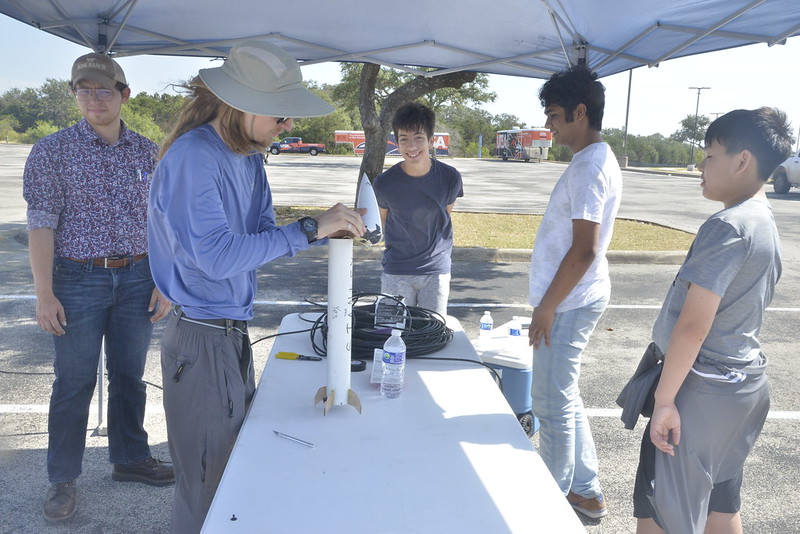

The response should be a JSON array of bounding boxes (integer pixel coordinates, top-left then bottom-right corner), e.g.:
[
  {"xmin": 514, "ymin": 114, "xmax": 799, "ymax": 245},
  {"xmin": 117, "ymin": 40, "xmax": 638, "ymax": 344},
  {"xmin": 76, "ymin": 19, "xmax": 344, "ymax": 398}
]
[{"xmin": 688, "ymin": 86, "xmax": 710, "ymax": 171}]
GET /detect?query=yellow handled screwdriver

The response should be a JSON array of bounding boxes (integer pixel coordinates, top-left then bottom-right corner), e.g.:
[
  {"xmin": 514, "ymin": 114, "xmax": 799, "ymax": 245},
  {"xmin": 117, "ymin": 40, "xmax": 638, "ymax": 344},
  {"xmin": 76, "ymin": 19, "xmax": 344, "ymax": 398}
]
[{"xmin": 275, "ymin": 351, "xmax": 322, "ymax": 361}]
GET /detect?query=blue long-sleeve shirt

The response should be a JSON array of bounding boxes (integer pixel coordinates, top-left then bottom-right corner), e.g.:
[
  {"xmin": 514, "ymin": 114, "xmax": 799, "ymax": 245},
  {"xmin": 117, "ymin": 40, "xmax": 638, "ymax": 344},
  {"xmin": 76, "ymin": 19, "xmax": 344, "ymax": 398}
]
[{"xmin": 148, "ymin": 124, "xmax": 313, "ymax": 321}]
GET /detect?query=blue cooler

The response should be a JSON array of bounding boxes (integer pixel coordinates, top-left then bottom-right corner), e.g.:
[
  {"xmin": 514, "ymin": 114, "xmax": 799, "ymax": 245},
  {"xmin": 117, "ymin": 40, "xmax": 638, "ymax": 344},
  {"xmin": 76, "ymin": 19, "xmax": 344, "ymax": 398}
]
[{"xmin": 473, "ymin": 320, "xmax": 539, "ymax": 436}]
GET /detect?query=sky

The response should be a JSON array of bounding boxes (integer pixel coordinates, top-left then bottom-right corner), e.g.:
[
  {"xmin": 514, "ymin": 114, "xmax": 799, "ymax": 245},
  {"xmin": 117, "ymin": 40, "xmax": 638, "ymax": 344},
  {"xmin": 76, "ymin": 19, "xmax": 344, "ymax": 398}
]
[{"xmin": 2, "ymin": 14, "xmax": 799, "ymax": 141}]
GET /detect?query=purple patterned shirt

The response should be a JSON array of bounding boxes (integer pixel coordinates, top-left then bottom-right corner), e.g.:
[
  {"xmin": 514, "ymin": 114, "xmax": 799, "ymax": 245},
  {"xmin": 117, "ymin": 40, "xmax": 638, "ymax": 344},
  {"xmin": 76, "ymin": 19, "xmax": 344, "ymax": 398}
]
[{"xmin": 23, "ymin": 119, "xmax": 157, "ymax": 259}]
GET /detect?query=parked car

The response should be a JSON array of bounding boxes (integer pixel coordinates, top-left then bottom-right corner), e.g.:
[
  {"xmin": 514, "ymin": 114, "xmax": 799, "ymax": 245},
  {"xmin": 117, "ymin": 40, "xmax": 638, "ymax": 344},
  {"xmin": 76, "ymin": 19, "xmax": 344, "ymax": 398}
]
[
  {"xmin": 772, "ymin": 149, "xmax": 800, "ymax": 193},
  {"xmin": 269, "ymin": 137, "xmax": 326, "ymax": 156}
]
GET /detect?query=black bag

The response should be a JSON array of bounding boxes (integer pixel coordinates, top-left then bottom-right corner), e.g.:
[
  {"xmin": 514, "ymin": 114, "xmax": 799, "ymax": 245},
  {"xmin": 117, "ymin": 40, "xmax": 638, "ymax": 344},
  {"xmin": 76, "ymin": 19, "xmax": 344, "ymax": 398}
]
[{"xmin": 616, "ymin": 342, "xmax": 663, "ymax": 430}]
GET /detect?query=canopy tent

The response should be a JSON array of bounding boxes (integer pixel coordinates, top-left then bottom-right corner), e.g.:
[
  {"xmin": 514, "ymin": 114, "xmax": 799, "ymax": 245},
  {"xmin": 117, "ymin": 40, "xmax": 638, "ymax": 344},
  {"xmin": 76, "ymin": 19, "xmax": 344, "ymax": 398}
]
[{"xmin": 1, "ymin": 0, "xmax": 798, "ymax": 80}]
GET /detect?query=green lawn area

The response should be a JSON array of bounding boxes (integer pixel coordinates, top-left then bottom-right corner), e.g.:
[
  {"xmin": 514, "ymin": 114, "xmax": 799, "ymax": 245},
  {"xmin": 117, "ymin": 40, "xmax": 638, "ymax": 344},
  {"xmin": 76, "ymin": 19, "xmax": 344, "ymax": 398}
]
[{"xmin": 275, "ymin": 207, "xmax": 695, "ymax": 251}]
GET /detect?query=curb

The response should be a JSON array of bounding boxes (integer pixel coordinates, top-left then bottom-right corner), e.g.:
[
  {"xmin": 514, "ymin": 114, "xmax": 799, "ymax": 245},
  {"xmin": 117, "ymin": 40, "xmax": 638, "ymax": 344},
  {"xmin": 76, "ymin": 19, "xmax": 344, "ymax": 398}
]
[
  {"xmin": 622, "ymin": 166, "xmax": 700, "ymax": 179},
  {"xmin": 297, "ymin": 245, "xmax": 685, "ymax": 264},
  {"xmin": 5, "ymin": 230, "xmax": 685, "ymax": 265}
]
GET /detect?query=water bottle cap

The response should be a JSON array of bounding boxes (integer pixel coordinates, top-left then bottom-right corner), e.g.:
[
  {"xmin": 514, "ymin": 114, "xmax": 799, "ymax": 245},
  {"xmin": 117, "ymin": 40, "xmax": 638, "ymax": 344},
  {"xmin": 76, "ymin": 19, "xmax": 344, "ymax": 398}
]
[{"xmin": 391, "ymin": 328, "xmax": 401, "ymax": 336}]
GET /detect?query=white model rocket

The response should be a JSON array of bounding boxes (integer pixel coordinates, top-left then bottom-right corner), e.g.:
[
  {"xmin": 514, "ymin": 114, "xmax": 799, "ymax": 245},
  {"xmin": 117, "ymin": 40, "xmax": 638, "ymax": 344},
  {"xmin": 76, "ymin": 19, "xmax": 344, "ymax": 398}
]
[
  {"xmin": 315, "ymin": 238, "xmax": 362, "ymax": 415},
  {"xmin": 355, "ymin": 173, "xmax": 382, "ymax": 244}
]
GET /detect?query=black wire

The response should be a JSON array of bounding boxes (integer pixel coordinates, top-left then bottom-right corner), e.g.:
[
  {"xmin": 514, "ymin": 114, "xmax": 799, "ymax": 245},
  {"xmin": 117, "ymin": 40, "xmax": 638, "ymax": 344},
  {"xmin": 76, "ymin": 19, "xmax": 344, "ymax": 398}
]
[
  {"xmin": 306, "ymin": 293, "xmax": 502, "ymax": 388},
  {"xmin": 249, "ymin": 327, "xmax": 313, "ymax": 346},
  {"xmin": 410, "ymin": 355, "xmax": 503, "ymax": 388},
  {"xmin": 308, "ymin": 293, "xmax": 454, "ymax": 359},
  {"xmin": 0, "ymin": 368, "xmax": 165, "ymax": 391}
]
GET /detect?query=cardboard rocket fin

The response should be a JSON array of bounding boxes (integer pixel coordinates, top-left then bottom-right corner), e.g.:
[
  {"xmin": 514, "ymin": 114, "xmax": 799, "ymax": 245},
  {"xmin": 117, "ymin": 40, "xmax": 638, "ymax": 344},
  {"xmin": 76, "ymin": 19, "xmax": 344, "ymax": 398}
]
[
  {"xmin": 347, "ymin": 389, "xmax": 362, "ymax": 414},
  {"xmin": 314, "ymin": 386, "xmax": 336, "ymax": 416}
]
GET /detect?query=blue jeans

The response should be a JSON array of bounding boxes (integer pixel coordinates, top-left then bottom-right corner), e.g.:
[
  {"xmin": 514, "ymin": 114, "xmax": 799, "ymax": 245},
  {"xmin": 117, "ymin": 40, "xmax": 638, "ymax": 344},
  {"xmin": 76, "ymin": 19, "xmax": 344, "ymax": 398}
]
[
  {"xmin": 48, "ymin": 256, "xmax": 156, "ymax": 483},
  {"xmin": 531, "ymin": 296, "xmax": 607, "ymax": 497}
]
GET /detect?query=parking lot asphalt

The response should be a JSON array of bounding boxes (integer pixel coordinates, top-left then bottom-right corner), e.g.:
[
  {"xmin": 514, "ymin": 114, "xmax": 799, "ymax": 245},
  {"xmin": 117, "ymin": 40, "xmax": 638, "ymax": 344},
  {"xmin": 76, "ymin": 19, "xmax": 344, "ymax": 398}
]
[{"xmin": 1, "ymin": 146, "xmax": 798, "ymax": 533}]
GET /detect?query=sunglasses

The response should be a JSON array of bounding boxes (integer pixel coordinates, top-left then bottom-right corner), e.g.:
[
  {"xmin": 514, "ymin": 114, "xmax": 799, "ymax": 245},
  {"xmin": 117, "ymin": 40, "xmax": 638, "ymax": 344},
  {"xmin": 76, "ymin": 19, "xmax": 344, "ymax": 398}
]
[
  {"xmin": 74, "ymin": 88, "xmax": 116, "ymax": 102},
  {"xmin": 276, "ymin": 117, "xmax": 290, "ymax": 125}
]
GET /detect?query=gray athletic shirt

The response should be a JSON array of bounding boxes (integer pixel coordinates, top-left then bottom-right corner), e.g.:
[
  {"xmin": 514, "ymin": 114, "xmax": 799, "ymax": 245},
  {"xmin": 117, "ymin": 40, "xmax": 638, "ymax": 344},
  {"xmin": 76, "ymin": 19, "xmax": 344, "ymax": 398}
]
[{"xmin": 652, "ymin": 197, "xmax": 781, "ymax": 375}]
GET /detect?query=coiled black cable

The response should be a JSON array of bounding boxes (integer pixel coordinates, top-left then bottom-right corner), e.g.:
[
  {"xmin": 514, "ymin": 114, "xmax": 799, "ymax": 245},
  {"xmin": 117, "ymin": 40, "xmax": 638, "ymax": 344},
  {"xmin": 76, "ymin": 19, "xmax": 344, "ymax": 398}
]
[{"xmin": 307, "ymin": 293, "xmax": 454, "ymax": 359}]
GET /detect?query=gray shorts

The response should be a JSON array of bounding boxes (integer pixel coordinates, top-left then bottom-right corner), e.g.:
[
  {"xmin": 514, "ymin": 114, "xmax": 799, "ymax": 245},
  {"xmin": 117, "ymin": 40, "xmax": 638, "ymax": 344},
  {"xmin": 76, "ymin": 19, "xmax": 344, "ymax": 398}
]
[
  {"xmin": 380, "ymin": 272, "xmax": 451, "ymax": 316},
  {"xmin": 633, "ymin": 370, "xmax": 769, "ymax": 533}
]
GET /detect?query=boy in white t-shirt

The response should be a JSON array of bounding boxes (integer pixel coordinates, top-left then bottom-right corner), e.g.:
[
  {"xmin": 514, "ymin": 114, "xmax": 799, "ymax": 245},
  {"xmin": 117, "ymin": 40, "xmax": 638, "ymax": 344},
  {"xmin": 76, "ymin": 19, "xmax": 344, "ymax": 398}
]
[{"xmin": 528, "ymin": 64, "xmax": 622, "ymax": 519}]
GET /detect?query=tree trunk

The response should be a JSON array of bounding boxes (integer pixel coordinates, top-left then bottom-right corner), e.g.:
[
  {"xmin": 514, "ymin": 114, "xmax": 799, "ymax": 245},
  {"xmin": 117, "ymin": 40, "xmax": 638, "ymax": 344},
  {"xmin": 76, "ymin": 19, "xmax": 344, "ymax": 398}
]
[
  {"xmin": 357, "ymin": 65, "xmax": 478, "ymax": 183},
  {"xmin": 357, "ymin": 64, "xmax": 388, "ymax": 183}
]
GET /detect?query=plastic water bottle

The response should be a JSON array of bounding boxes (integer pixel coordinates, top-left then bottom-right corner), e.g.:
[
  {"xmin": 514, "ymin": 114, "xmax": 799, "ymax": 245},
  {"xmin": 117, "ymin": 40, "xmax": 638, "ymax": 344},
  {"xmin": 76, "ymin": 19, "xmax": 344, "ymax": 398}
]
[
  {"xmin": 381, "ymin": 329, "xmax": 406, "ymax": 398},
  {"xmin": 479, "ymin": 311, "xmax": 493, "ymax": 339},
  {"xmin": 508, "ymin": 318, "xmax": 525, "ymax": 352}
]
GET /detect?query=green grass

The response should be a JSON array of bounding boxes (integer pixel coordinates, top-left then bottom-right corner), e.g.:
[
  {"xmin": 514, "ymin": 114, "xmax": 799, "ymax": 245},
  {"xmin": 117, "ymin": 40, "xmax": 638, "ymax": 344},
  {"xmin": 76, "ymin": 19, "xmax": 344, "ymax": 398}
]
[{"xmin": 274, "ymin": 206, "xmax": 695, "ymax": 251}]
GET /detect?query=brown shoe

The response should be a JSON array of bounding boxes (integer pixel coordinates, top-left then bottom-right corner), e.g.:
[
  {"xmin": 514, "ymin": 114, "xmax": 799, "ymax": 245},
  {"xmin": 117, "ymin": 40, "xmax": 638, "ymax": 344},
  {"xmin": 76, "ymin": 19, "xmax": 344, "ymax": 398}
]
[
  {"xmin": 567, "ymin": 490, "xmax": 608, "ymax": 519},
  {"xmin": 112, "ymin": 457, "xmax": 175, "ymax": 487},
  {"xmin": 44, "ymin": 481, "xmax": 77, "ymax": 523}
]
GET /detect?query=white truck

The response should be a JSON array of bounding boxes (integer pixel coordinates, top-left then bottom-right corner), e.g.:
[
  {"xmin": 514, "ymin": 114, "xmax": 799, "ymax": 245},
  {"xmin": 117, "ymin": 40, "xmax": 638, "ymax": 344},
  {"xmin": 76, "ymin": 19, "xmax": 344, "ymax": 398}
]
[{"xmin": 772, "ymin": 149, "xmax": 800, "ymax": 193}]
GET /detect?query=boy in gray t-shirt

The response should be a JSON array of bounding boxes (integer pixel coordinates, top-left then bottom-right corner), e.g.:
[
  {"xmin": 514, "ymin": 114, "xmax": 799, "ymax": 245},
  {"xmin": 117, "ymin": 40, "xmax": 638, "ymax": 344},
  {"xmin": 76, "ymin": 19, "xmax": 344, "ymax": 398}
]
[{"xmin": 633, "ymin": 108, "xmax": 794, "ymax": 534}]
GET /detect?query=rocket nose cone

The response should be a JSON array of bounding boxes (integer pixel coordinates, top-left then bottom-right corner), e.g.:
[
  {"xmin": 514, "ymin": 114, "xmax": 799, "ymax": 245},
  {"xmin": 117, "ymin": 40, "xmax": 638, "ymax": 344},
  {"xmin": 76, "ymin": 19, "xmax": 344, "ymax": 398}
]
[{"xmin": 356, "ymin": 173, "xmax": 381, "ymax": 238}]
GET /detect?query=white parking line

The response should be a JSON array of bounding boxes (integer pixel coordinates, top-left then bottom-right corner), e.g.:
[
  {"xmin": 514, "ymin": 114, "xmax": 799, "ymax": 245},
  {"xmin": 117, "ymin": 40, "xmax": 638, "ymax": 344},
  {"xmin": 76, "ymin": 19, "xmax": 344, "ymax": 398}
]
[
  {"xmin": 3, "ymin": 295, "xmax": 800, "ymax": 313},
  {"xmin": 585, "ymin": 408, "xmax": 800, "ymax": 420},
  {"xmin": 2, "ymin": 404, "xmax": 798, "ymax": 419}
]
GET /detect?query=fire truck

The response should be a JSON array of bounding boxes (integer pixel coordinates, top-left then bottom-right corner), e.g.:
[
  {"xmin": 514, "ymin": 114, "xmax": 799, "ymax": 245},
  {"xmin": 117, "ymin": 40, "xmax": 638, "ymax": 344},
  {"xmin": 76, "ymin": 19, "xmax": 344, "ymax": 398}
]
[
  {"xmin": 495, "ymin": 128, "xmax": 552, "ymax": 162},
  {"xmin": 334, "ymin": 130, "xmax": 450, "ymax": 156}
]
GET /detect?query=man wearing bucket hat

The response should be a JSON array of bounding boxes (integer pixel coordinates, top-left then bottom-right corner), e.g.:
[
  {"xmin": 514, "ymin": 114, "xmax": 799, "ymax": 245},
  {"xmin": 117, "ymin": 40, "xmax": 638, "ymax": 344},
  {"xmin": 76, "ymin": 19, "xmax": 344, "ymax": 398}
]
[
  {"xmin": 23, "ymin": 52, "xmax": 174, "ymax": 524},
  {"xmin": 148, "ymin": 41, "xmax": 366, "ymax": 533}
]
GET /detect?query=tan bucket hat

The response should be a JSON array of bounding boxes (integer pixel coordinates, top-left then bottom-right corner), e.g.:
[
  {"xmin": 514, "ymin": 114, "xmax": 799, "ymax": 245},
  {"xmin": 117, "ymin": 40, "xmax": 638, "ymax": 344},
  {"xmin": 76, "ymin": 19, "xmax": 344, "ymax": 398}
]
[{"xmin": 199, "ymin": 41, "xmax": 334, "ymax": 118}]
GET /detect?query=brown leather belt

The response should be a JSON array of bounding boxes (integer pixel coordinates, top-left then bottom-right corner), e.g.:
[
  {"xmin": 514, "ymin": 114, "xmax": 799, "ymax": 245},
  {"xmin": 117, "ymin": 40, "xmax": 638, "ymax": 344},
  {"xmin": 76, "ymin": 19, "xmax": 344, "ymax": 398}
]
[{"xmin": 65, "ymin": 253, "xmax": 147, "ymax": 268}]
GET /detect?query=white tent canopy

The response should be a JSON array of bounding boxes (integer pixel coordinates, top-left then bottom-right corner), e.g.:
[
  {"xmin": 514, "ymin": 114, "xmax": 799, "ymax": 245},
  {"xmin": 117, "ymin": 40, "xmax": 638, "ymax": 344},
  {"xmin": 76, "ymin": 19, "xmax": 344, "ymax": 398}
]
[{"xmin": 1, "ymin": 0, "xmax": 798, "ymax": 80}]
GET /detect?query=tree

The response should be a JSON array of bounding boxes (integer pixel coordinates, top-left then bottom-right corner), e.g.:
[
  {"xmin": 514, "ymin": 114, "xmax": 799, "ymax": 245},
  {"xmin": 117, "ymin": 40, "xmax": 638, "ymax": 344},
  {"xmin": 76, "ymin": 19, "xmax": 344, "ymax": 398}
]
[
  {"xmin": 20, "ymin": 121, "xmax": 59, "ymax": 144},
  {"xmin": 127, "ymin": 92, "xmax": 186, "ymax": 134},
  {"xmin": 0, "ymin": 79, "xmax": 80, "ymax": 133},
  {"xmin": 438, "ymin": 105, "xmax": 519, "ymax": 157},
  {"xmin": 0, "ymin": 87, "xmax": 42, "ymax": 132},
  {"xmin": 493, "ymin": 113, "xmax": 529, "ymax": 130},
  {"xmin": 671, "ymin": 114, "xmax": 710, "ymax": 153},
  {"xmin": 37, "ymin": 79, "xmax": 81, "ymax": 129},
  {"xmin": 120, "ymin": 107, "xmax": 164, "ymax": 143},
  {"xmin": 334, "ymin": 64, "xmax": 495, "ymax": 180},
  {"xmin": 277, "ymin": 82, "xmax": 353, "ymax": 149},
  {"xmin": 0, "ymin": 114, "xmax": 20, "ymax": 142}
]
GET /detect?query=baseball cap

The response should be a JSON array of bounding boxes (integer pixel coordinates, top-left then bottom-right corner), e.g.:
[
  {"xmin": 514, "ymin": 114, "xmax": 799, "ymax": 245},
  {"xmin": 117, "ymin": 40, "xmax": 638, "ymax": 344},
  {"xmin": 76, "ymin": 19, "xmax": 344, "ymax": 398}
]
[
  {"xmin": 198, "ymin": 41, "xmax": 333, "ymax": 118},
  {"xmin": 71, "ymin": 53, "xmax": 128, "ymax": 89}
]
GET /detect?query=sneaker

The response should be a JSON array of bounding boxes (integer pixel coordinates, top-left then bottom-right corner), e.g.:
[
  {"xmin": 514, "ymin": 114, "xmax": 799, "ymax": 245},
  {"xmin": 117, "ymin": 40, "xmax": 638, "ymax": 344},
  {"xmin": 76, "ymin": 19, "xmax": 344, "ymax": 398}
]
[
  {"xmin": 44, "ymin": 481, "xmax": 77, "ymax": 523},
  {"xmin": 567, "ymin": 490, "xmax": 608, "ymax": 519},
  {"xmin": 112, "ymin": 457, "xmax": 175, "ymax": 487}
]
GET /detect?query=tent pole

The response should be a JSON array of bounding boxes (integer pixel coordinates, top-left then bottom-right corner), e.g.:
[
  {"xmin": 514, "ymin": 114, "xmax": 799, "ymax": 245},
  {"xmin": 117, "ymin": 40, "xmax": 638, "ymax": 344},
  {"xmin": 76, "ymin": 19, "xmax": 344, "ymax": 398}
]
[{"xmin": 623, "ymin": 69, "xmax": 632, "ymax": 154}]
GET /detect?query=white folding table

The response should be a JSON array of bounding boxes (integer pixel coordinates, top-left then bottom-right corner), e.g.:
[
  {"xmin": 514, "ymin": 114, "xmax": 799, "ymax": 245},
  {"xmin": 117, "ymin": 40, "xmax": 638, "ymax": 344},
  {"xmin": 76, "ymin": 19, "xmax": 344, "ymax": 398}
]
[{"xmin": 202, "ymin": 313, "xmax": 584, "ymax": 533}]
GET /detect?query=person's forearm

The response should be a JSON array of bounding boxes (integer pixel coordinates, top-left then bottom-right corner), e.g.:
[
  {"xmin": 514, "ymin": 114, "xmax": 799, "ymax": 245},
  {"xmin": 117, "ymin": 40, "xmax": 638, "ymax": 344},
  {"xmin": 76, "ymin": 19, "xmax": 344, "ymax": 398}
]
[
  {"xmin": 654, "ymin": 317, "xmax": 709, "ymax": 405},
  {"xmin": 28, "ymin": 228, "xmax": 56, "ymax": 298}
]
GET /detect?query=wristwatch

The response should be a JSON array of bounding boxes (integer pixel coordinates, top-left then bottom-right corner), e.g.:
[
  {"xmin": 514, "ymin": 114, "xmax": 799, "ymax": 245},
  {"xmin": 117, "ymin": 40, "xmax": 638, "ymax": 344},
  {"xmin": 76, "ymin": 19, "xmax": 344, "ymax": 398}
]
[{"xmin": 298, "ymin": 217, "xmax": 318, "ymax": 243}]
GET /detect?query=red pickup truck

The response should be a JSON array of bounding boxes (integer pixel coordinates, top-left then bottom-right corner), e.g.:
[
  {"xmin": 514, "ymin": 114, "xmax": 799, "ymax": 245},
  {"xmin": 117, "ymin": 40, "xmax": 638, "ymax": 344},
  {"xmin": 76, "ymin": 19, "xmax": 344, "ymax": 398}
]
[{"xmin": 269, "ymin": 137, "xmax": 326, "ymax": 156}]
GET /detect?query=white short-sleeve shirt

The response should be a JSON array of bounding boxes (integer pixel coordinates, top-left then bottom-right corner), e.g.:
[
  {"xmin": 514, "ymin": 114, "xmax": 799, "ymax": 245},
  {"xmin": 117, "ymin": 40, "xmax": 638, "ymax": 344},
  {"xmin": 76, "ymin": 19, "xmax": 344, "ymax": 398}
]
[{"xmin": 528, "ymin": 142, "xmax": 622, "ymax": 312}]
